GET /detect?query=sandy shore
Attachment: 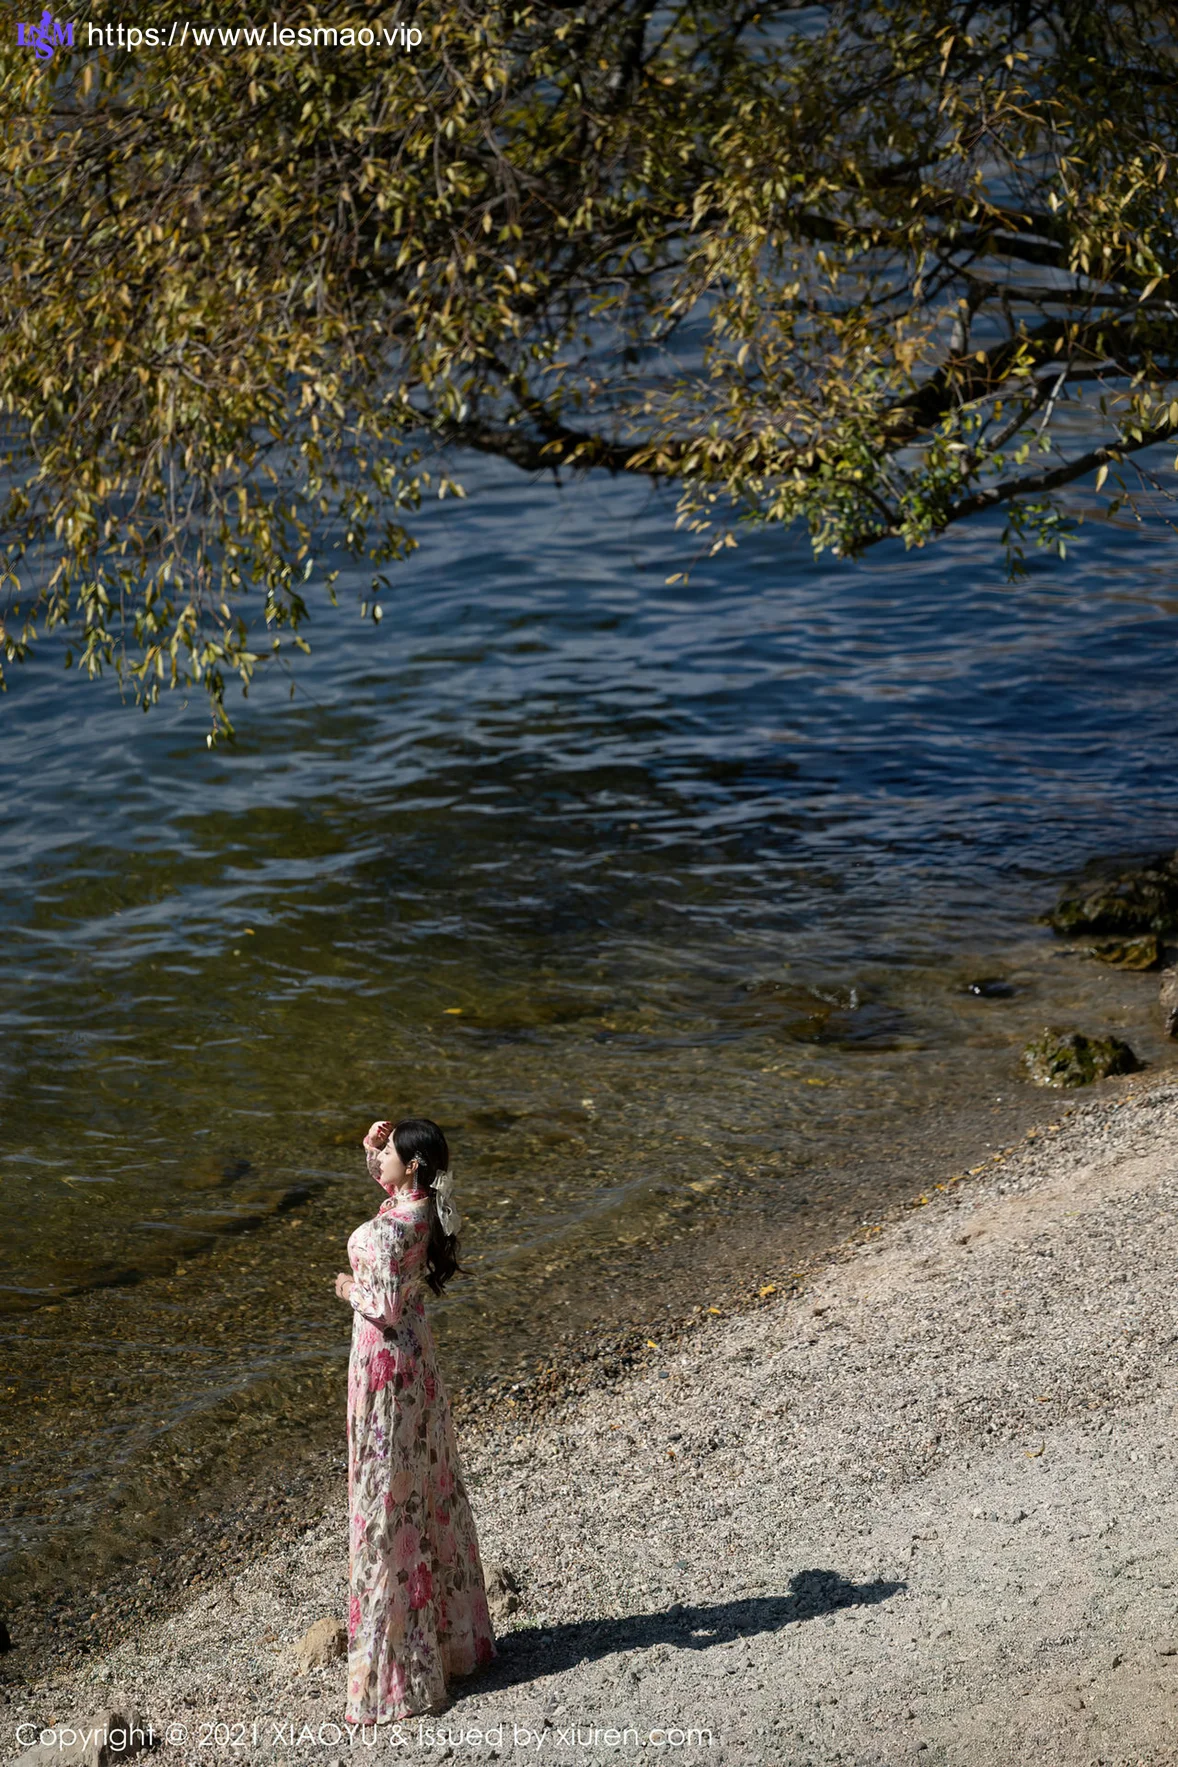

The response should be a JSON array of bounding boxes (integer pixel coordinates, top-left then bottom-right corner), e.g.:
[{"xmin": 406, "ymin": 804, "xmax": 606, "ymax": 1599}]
[{"xmin": 6, "ymin": 1073, "xmax": 1178, "ymax": 1767}]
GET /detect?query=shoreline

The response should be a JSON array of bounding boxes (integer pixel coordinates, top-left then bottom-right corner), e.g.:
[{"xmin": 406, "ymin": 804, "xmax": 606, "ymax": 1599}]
[
  {"xmin": 8, "ymin": 1070, "xmax": 1178, "ymax": 1763},
  {"xmin": 1, "ymin": 1075, "xmax": 1071, "ymax": 1684}
]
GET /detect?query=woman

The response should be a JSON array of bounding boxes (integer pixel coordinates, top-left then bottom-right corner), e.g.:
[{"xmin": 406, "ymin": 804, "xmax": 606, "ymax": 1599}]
[{"xmin": 334, "ymin": 1116, "xmax": 496, "ymax": 1726}]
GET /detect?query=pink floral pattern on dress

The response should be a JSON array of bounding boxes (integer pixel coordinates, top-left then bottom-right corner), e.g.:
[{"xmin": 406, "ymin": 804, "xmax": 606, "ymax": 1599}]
[{"xmin": 344, "ymin": 1169, "xmax": 495, "ymax": 1726}]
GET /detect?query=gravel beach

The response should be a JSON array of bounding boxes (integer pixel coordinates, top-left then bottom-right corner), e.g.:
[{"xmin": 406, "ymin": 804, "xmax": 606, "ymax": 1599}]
[{"xmin": 6, "ymin": 1073, "xmax": 1178, "ymax": 1767}]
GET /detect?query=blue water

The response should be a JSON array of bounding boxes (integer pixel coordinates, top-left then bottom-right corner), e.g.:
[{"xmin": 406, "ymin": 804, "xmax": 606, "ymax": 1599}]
[{"xmin": 2, "ymin": 453, "xmax": 1176, "ymax": 1585}]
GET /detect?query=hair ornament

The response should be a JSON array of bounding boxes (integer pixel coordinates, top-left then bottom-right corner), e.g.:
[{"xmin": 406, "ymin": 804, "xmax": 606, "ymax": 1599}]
[{"xmin": 430, "ymin": 1166, "xmax": 461, "ymax": 1237}]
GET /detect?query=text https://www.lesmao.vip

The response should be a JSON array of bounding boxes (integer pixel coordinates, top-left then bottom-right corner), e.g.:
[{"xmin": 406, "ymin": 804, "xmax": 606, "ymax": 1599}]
[{"xmin": 15, "ymin": 14, "xmax": 424, "ymax": 58}]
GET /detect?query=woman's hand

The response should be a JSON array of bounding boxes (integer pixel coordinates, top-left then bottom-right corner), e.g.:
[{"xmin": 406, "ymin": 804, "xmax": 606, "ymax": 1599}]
[
  {"xmin": 364, "ymin": 1120, "xmax": 393, "ymax": 1152},
  {"xmin": 334, "ymin": 1272, "xmax": 354, "ymax": 1301}
]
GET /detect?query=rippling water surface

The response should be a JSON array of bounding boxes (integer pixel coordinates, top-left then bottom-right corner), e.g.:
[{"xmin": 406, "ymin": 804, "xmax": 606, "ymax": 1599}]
[{"xmin": 2, "ymin": 457, "xmax": 1177, "ymax": 1591}]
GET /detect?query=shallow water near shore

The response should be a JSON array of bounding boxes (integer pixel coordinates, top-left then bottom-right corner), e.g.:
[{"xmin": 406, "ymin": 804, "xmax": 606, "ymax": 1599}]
[{"xmin": 2, "ymin": 454, "xmax": 1177, "ymax": 1602}]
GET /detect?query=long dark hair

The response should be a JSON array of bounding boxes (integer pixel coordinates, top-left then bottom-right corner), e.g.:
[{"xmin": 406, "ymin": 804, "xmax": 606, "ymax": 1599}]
[{"xmin": 391, "ymin": 1116, "xmax": 461, "ymax": 1296}]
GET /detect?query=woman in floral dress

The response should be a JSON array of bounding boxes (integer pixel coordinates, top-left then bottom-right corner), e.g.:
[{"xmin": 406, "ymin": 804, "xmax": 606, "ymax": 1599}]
[{"xmin": 334, "ymin": 1116, "xmax": 495, "ymax": 1726}]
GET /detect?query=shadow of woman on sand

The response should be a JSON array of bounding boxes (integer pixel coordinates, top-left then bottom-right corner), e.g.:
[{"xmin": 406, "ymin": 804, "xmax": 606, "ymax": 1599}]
[{"xmin": 477, "ymin": 1568, "xmax": 906, "ymax": 1693}]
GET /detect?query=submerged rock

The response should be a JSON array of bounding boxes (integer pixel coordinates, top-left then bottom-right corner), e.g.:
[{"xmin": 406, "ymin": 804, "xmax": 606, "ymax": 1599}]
[
  {"xmin": 962, "ymin": 978, "xmax": 1015, "ymax": 998},
  {"xmin": 1023, "ymin": 1027, "xmax": 1141, "ymax": 1089},
  {"xmin": 1161, "ymin": 970, "xmax": 1178, "ymax": 1039},
  {"xmin": 1089, "ymin": 933, "xmax": 1164, "ymax": 971},
  {"xmin": 739, "ymin": 979, "xmax": 911, "ymax": 1047},
  {"xmin": 1048, "ymin": 852, "xmax": 1178, "ymax": 937}
]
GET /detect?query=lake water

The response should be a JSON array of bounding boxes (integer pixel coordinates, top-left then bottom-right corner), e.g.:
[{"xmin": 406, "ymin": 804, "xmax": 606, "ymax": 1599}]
[{"xmin": 2, "ymin": 455, "xmax": 1177, "ymax": 1597}]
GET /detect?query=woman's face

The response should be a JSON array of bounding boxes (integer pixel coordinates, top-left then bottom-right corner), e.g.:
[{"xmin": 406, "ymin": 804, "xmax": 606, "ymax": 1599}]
[{"xmin": 377, "ymin": 1139, "xmax": 410, "ymax": 1191}]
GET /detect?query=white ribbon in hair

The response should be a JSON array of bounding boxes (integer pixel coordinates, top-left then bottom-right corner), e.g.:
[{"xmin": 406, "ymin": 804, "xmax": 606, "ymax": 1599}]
[{"xmin": 430, "ymin": 1167, "xmax": 461, "ymax": 1237}]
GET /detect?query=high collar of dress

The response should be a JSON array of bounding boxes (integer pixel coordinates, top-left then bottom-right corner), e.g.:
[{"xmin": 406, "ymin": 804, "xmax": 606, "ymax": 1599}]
[{"xmin": 378, "ymin": 1186, "xmax": 429, "ymax": 1213}]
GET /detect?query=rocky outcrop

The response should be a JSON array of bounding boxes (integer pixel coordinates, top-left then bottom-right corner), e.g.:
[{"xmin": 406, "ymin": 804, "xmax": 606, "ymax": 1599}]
[
  {"xmin": 1047, "ymin": 851, "xmax": 1178, "ymax": 938},
  {"xmin": 1023, "ymin": 1028, "xmax": 1141, "ymax": 1089},
  {"xmin": 1161, "ymin": 971, "xmax": 1178, "ymax": 1039}
]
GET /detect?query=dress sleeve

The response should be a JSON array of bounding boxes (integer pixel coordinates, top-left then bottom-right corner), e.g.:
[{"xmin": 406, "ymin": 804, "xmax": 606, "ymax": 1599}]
[{"xmin": 347, "ymin": 1222, "xmax": 405, "ymax": 1329}]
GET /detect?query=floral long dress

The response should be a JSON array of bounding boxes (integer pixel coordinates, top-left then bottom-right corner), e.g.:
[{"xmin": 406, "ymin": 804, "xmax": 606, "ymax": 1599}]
[{"xmin": 344, "ymin": 1174, "xmax": 495, "ymax": 1726}]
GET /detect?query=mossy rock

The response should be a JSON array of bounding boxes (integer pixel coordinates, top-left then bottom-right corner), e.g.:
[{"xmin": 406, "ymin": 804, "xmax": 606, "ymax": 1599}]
[
  {"xmin": 1048, "ymin": 851, "xmax": 1178, "ymax": 937},
  {"xmin": 1089, "ymin": 932, "xmax": 1164, "ymax": 971},
  {"xmin": 1023, "ymin": 1027, "xmax": 1142, "ymax": 1089}
]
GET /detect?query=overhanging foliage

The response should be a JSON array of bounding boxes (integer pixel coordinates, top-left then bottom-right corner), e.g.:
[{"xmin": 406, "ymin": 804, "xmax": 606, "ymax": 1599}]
[{"xmin": 1, "ymin": 0, "xmax": 1175, "ymax": 730}]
